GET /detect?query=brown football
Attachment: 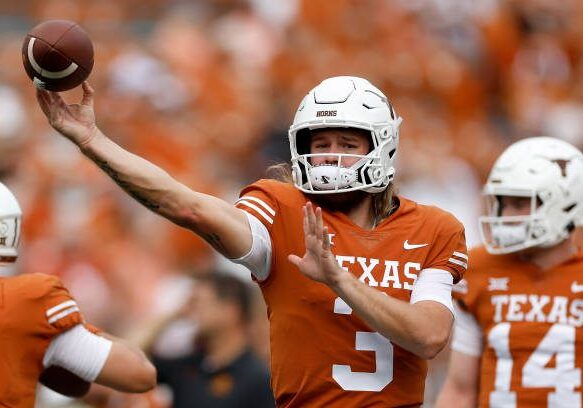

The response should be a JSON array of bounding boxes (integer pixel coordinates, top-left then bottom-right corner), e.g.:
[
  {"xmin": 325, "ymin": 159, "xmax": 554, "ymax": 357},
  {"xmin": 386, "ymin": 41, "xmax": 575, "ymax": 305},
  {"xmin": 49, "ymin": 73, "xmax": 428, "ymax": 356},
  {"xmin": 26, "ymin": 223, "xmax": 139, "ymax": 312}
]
[{"xmin": 22, "ymin": 20, "xmax": 94, "ymax": 92}]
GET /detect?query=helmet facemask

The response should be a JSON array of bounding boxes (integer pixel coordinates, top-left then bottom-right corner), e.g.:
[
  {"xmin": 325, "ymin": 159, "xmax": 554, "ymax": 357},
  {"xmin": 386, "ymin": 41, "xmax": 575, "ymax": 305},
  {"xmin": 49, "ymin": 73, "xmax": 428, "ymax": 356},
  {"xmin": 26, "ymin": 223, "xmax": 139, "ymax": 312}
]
[
  {"xmin": 479, "ymin": 190, "xmax": 554, "ymax": 254},
  {"xmin": 0, "ymin": 216, "xmax": 20, "ymax": 264},
  {"xmin": 0, "ymin": 183, "xmax": 21, "ymax": 265},
  {"xmin": 288, "ymin": 76, "xmax": 402, "ymax": 195},
  {"xmin": 291, "ymin": 126, "xmax": 398, "ymax": 194}
]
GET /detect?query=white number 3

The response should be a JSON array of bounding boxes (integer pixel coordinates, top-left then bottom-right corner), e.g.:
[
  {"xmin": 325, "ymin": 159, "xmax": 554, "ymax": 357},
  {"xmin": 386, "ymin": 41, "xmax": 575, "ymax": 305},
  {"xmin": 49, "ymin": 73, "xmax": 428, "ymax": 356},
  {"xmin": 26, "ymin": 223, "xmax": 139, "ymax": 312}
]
[{"xmin": 332, "ymin": 297, "xmax": 394, "ymax": 391}]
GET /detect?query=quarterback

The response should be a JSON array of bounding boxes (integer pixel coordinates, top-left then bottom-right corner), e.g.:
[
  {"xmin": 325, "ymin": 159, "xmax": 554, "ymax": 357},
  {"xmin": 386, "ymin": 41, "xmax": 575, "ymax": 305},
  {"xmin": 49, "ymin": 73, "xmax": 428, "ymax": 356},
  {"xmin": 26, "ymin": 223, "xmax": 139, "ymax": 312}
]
[
  {"xmin": 436, "ymin": 137, "xmax": 583, "ymax": 408},
  {"xmin": 0, "ymin": 182, "xmax": 156, "ymax": 407},
  {"xmin": 36, "ymin": 76, "xmax": 467, "ymax": 407}
]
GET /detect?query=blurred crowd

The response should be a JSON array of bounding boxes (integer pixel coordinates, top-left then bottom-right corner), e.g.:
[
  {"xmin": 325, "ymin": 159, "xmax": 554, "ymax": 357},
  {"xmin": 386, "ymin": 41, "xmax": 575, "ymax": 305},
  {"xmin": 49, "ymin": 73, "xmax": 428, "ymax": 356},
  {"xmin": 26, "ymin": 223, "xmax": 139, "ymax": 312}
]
[{"xmin": 1, "ymin": 0, "xmax": 583, "ymax": 406}]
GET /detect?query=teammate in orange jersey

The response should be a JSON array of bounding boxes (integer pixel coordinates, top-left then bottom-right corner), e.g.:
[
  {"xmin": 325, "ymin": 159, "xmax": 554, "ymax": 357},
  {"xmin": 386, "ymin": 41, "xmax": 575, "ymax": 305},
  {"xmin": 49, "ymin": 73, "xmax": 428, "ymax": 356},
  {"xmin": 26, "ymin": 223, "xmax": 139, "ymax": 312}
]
[
  {"xmin": 0, "ymin": 182, "xmax": 156, "ymax": 407},
  {"xmin": 36, "ymin": 76, "xmax": 467, "ymax": 407},
  {"xmin": 436, "ymin": 137, "xmax": 583, "ymax": 408}
]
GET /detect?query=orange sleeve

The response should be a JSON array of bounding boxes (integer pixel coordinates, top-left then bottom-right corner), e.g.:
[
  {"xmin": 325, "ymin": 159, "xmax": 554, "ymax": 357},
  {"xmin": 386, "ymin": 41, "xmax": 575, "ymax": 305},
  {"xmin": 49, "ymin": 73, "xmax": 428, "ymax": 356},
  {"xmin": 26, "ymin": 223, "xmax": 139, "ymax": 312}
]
[
  {"xmin": 236, "ymin": 179, "xmax": 280, "ymax": 234},
  {"xmin": 452, "ymin": 278, "xmax": 474, "ymax": 316},
  {"xmin": 425, "ymin": 215, "xmax": 468, "ymax": 283},
  {"xmin": 452, "ymin": 277, "xmax": 482, "ymax": 317},
  {"xmin": 452, "ymin": 248, "xmax": 485, "ymax": 315},
  {"xmin": 40, "ymin": 275, "xmax": 84, "ymax": 333}
]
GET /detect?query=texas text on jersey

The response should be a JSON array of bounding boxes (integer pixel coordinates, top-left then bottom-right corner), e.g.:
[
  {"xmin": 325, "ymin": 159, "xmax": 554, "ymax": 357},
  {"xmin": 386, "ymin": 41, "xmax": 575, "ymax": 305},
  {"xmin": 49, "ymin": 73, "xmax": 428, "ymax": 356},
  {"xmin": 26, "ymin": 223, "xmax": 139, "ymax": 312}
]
[
  {"xmin": 454, "ymin": 247, "xmax": 583, "ymax": 407},
  {"xmin": 236, "ymin": 179, "xmax": 467, "ymax": 407}
]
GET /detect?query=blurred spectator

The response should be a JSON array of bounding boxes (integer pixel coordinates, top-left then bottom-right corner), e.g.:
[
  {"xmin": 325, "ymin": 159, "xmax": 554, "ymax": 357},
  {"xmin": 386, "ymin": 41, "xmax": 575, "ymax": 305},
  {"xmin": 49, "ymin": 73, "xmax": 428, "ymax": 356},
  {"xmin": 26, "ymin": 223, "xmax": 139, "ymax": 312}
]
[
  {"xmin": 81, "ymin": 273, "xmax": 273, "ymax": 408},
  {"xmin": 150, "ymin": 273, "xmax": 274, "ymax": 408}
]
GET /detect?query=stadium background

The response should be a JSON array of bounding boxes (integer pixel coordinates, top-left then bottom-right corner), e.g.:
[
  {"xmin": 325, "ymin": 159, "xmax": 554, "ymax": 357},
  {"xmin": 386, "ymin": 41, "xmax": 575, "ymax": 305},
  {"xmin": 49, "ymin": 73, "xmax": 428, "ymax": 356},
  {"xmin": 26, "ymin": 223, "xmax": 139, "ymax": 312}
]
[{"xmin": 0, "ymin": 0, "xmax": 582, "ymax": 406}]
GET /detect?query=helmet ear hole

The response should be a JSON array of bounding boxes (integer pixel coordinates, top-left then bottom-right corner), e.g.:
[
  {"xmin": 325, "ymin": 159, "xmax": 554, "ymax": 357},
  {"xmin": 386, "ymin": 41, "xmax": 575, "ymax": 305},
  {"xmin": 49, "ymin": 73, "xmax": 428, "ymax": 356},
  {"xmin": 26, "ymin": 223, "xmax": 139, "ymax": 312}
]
[{"xmin": 372, "ymin": 168, "xmax": 383, "ymax": 180}]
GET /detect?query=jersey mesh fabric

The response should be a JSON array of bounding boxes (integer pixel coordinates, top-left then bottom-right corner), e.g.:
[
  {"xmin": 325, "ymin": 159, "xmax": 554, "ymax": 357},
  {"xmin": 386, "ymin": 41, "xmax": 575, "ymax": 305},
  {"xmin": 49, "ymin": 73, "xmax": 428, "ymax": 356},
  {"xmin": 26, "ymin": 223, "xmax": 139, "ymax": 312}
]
[
  {"xmin": 454, "ymin": 247, "xmax": 583, "ymax": 407},
  {"xmin": 0, "ymin": 273, "xmax": 84, "ymax": 407},
  {"xmin": 236, "ymin": 179, "xmax": 467, "ymax": 407}
]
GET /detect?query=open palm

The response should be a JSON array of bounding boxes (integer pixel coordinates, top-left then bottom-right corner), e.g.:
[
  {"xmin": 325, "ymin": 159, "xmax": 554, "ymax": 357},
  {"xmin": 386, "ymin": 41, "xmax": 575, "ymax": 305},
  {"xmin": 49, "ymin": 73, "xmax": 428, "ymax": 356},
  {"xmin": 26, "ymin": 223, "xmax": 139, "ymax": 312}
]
[
  {"xmin": 36, "ymin": 81, "xmax": 97, "ymax": 146},
  {"xmin": 288, "ymin": 202, "xmax": 343, "ymax": 286}
]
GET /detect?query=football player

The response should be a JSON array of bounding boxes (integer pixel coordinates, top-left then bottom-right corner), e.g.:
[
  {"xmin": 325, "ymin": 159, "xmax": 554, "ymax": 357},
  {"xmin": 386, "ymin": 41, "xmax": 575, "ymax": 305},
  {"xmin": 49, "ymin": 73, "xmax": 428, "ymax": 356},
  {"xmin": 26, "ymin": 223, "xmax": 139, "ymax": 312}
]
[
  {"xmin": 36, "ymin": 76, "xmax": 467, "ymax": 407},
  {"xmin": 436, "ymin": 137, "xmax": 583, "ymax": 408},
  {"xmin": 0, "ymin": 182, "xmax": 156, "ymax": 407}
]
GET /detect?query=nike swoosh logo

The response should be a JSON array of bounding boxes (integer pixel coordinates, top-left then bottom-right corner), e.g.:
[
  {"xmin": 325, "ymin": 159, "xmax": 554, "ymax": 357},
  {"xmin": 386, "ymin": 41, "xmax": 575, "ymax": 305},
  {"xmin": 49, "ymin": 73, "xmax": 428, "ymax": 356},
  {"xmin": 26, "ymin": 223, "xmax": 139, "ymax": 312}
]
[
  {"xmin": 571, "ymin": 282, "xmax": 583, "ymax": 293},
  {"xmin": 403, "ymin": 240, "xmax": 429, "ymax": 250}
]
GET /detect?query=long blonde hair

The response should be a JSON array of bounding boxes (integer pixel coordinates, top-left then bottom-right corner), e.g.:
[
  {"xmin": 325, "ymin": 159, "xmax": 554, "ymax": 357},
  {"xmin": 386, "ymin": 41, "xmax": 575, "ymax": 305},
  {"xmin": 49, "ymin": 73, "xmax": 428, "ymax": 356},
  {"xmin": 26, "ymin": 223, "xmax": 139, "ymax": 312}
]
[{"xmin": 266, "ymin": 163, "xmax": 397, "ymax": 222}]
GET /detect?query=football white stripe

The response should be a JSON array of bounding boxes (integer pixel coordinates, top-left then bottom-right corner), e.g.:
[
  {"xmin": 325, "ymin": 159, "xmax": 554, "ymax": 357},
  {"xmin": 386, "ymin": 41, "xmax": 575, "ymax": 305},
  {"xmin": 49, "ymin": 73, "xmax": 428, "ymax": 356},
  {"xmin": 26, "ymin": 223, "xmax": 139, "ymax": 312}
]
[
  {"xmin": 48, "ymin": 306, "xmax": 80, "ymax": 324},
  {"xmin": 449, "ymin": 258, "xmax": 468, "ymax": 269},
  {"xmin": 453, "ymin": 251, "xmax": 468, "ymax": 260},
  {"xmin": 237, "ymin": 200, "xmax": 274, "ymax": 224},
  {"xmin": 236, "ymin": 196, "xmax": 275, "ymax": 216},
  {"xmin": 46, "ymin": 300, "xmax": 77, "ymax": 317},
  {"xmin": 28, "ymin": 38, "xmax": 79, "ymax": 79}
]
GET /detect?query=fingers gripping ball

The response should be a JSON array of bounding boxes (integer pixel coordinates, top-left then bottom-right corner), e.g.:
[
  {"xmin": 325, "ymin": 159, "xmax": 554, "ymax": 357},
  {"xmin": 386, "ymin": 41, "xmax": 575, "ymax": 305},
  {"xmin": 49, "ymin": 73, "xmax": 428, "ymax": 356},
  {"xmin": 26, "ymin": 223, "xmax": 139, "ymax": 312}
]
[{"xmin": 22, "ymin": 20, "xmax": 94, "ymax": 92}]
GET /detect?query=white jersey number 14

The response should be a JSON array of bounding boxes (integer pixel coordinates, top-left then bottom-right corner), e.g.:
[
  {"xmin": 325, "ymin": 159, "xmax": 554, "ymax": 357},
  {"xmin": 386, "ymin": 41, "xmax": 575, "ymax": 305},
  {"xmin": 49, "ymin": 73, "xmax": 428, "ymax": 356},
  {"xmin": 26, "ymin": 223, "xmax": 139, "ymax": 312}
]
[{"xmin": 488, "ymin": 322, "xmax": 581, "ymax": 408}]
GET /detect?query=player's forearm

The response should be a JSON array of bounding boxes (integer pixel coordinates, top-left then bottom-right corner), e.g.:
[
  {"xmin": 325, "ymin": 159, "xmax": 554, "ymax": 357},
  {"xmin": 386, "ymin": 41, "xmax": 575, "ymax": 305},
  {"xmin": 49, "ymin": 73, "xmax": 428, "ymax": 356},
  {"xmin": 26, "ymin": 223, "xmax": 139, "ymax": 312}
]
[
  {"xmin": 436, "ymin": 350, "xmax": 480, "ymax": 407},
  {"xmin": 435, "ymin": 381, "xmax": 477, "ymax": 408},
  {"xmin": 99, "ymin": 331, "xmax": 151, "ymax": 365},
  {"xmin": 95, "ymin": 335, "xmax": 157, "ymax": 393},
  {"xmin": 79, "ymin": 129, "xmax": 197, "ymax": 225},
  {"xmin": 332, "ymin": 274, "xmax": 451, "ymax": 359},
  {"xmin": 78, "ymin": 129, "xmax": 252, "ymax": 258}
]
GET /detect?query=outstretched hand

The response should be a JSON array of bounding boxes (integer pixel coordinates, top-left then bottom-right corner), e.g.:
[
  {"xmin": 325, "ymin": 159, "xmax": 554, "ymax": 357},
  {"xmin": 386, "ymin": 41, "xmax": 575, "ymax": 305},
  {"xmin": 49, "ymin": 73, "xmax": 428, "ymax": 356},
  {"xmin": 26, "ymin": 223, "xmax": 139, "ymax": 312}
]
[
  {"xmin": 288, "ymin": 202, "xmax": 345, "ymax": 287},
  {"xmin": 36, "ymin": 81, "xmax": 98, "ymax": 147}
]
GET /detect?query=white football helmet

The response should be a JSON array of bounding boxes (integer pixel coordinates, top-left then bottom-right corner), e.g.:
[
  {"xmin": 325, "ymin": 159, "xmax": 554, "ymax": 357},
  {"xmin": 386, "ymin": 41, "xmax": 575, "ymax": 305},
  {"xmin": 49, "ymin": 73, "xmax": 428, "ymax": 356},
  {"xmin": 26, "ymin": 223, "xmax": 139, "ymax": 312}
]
[
  {"xmin": 0, "ymin": 182, "xmax": 21, "ymax": 264},
  {"xmin": 288, "ymin": 76, "xmax": 403, "ymax": 194},
  {"xmin": 479, "ymin": 137, "xmax": 583, "ymax": 254}
]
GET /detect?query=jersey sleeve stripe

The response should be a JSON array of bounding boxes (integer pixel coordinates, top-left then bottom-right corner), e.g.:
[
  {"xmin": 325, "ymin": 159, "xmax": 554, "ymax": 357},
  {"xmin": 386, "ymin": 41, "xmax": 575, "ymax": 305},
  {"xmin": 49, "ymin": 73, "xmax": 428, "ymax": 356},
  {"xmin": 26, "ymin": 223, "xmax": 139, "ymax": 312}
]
[
  {"xmin": 448, "ymin": 257, "xmax": 468, "ymax": 269},
  {"xmin": 236, "ymin": 196, "xmax": 275, "ymax": 216},
  {"xmin": 453, "ymin": 251, "xmax": 468, "ymax": 260},
  {"xmin": 48, "ymin": 306, "xmax": 80, "ymax": 325},
  {"xmin": 236, "ymin": 200, "xmax": 274, "ymax": 224},
  {"xmin": 46, "ymin": 300, "xmax": 77, "ymax": 318}
]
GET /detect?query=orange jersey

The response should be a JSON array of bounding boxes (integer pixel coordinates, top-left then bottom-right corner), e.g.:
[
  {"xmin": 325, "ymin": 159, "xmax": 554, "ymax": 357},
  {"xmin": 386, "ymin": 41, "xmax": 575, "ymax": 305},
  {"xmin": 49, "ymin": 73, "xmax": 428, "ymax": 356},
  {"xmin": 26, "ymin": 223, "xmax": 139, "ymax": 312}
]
[
  {"xmin": 454, "ymin": 246, "xmax": 583, "ymax": 407},
  {"xmin": 236, "ymin": 180, "xmax": 467, "ymax": 408},
  {"xmin": 0, "ymin": 273, "xmax": 85, "ymax": 407}
]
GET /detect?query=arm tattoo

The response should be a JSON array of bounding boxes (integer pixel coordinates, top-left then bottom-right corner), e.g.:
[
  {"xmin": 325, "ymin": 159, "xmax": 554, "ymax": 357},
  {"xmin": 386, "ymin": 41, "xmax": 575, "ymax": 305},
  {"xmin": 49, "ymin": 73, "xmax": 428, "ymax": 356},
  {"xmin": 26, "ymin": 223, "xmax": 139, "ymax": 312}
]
[
  {"xmin": 200, "ymin": 232, "xmax": 227, "ymax": 254},
  {"xmin": 93, "ymin": 158, "xmax": 161, "ymax": 211}
]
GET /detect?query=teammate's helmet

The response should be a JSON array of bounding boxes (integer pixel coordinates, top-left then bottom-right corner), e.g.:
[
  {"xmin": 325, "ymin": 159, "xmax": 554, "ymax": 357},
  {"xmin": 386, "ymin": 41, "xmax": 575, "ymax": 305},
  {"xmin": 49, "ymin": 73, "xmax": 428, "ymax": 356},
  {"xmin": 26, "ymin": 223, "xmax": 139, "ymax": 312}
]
[
  {"xmin": 479, "ymin": 137, "xmax": 583, "ymax": 254},
  {"xmin": 0, "ymin": 182, "xmax": 21, "ymax": 264},
  {"xmin": 288, "ymin": 76, "xmax": 403, "ymax": 194}
]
